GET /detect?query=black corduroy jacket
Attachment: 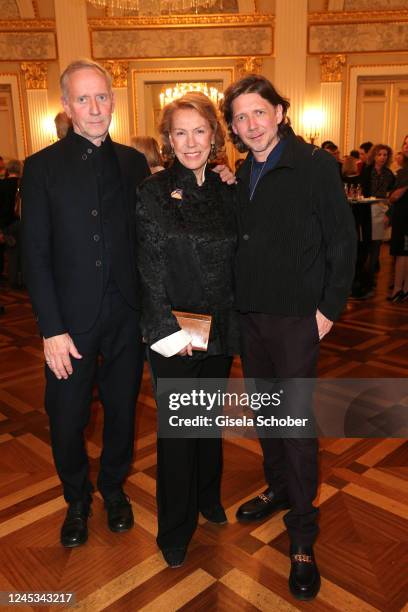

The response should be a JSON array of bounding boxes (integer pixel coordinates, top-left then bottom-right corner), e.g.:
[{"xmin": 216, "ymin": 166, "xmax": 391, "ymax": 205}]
[
  {"xmin": 235, "ymin": 130, "xmax": 357, "ymax": 322},
  {"xmin": 21, "ymin": 130, "xmax": 150, "ymax": 338}
]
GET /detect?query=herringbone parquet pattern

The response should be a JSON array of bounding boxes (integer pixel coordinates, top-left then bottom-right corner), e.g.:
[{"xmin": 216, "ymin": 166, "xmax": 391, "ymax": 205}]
[{"xmin": 0, "ymin": 247, "xmax": 407, "ymax": 611}]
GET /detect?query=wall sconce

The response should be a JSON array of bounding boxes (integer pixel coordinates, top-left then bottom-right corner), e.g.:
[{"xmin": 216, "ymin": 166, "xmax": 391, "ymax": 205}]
[
  {"xmin": 42, "ymin": 116, "xmax": 57, "ymax": 144},
  {"xmin": 303, "ymin": 108, "xmax": 323, "ymax": 145}
]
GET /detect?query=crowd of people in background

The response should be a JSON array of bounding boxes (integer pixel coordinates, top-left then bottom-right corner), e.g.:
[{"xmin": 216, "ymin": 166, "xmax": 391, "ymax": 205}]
[
  {"xmin": 1, "ymin": 120, "xmax": 407, "ymax": 306},
  {"xmin": 322, "ymin": 136, "xmax": 408, "ymax": 302}
]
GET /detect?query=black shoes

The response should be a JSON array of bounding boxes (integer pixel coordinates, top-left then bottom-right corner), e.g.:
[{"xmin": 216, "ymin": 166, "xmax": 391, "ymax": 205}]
[
  {"xmin": 289, "ymin": 545, "xmax": 321, "ymax": 601},
  {"xmin": 201, "ymin": 504, "xmax": 228, "ymax": 524},
  {"xmin": 60, "ymin": 501, "xmax": 91, "ymax": 548},
  {"xmin": 236, "ymin": 487, "xmax": 291, "ymax": 522},
  {"xmin": 162, "ymin": 548, "xmax": 187, "ymax": 568},
  {"xmin": 104, "ymin": 490, "xmax": 134, "ymax": 532}
]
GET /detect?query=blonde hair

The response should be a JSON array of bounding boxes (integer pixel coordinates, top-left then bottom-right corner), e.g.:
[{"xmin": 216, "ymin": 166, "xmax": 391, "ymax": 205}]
[
  {"xmin": 159, "ymin": 91, "xmax": 225, "ymax": 162},
  {"xmin": 60, "ymin": 59, "xmax": 112, "ymax": 100},
  {"xmin": 131, "ymin": 136, "xmax": 163, "ymax": 169}
]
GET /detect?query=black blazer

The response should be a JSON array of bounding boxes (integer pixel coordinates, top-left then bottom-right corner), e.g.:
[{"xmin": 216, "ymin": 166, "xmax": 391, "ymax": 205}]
[
  {"xmin": 21, "ymin": 130, "xmax": 150, "ymax": 338},
  {"xmin": 235, "ymin": 130, "xmax": 356, "ymax": 322}
]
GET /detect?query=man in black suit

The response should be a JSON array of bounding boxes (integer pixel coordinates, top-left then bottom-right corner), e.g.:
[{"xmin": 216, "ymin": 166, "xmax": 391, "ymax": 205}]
[
  {"xmin": 222, "ymin": 75, "xmax": 356, "ymax": 601},
  {"xmin": 21, "ymin": 59, "xmax": 150, "ymax": 547}
]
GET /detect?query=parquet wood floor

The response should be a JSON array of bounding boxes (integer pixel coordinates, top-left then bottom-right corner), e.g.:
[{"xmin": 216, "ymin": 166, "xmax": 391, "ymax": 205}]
[{"xmin": 0, "ymin": 246, "xmax": 407, "ymax": 611}]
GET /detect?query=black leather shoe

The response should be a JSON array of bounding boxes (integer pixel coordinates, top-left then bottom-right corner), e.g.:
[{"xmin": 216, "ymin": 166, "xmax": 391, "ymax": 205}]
[
  {"xmin": 162, "ymin": 548, "xmax": 187, "ymax": 568},
  {"xmin": 236, "ymin": 488, "xmax": 290, "ymax": 522},
  {"xmin": 289, "ymin": 545, "xmax": 321, "ymax": 601},
  {"xmin": 201, "ymin": 504, "xmax": 228, "ymax": 524},
  {"xmin": 104, "ymin": 490, "xmax": 134, "ymax": 532},
  {"xmin": 60, "ymin": 501, "xmax": 90, "ymax": 548}
]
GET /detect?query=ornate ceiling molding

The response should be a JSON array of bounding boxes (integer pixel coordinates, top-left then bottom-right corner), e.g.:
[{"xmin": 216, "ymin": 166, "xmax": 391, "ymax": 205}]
[
  {"xmin": 0, "ymin": 18, "xmax": 54, "ymax": 30},
  {"xmin": 89, "ymin": 13, "xmax": 274, "ymax": 29},
  {"xmin": 20, "ymin": 61, "xmax": 47, "ymax": 89},
  {"xmin": 309, "ymin": 10, "xmax": 408, "ymax": 24}
]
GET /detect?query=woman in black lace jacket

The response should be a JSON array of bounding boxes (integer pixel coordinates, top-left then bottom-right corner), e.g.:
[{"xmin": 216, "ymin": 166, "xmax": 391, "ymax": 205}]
[{"xmin": 135, "ymin": 92, "xmax": 239, "ymax": 568}]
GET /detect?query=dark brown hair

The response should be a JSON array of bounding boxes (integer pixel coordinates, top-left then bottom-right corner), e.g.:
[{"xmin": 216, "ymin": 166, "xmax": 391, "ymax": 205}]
[
  {"xmin": 159, "ymin": 91, "xmax": 225, "ymax": 162},
  {"xmin": 367, "ymin": 144, "xmax": 393, "ymax": 167},
  {"xmin": 221, "ymin": 74, "xmax": 291, "ymax": 152}
]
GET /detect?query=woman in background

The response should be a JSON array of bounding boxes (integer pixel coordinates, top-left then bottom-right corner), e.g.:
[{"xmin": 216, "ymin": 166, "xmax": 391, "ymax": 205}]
[
  {"xmin": 131, "ymin": 135, "xmax": 164, "ymax": 174},
  {"xmin": 388, "ymin": 135, "xmax": 408, "ymax": 302},
  {"xmin": 358, "ymin": 144, "xmax": 395, "ymax": 296},
  {"xmin": 135, "ymin": 92, "xmax": 239, "ymax": 568}
]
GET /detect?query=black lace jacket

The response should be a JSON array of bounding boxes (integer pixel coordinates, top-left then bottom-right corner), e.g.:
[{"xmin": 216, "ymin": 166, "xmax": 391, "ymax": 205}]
[{"xmin": 135, "ymin": 159, "xmax": 240, "ymax": 358}]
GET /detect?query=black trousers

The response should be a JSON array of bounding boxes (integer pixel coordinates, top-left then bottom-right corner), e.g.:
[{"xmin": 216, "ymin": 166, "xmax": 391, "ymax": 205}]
[
  {"xmin": 45, "ymin": 289, "xmax": 145, "ymax": 503},
  {"xmin": 240, "ymin": 312, "xmax": 320, "ymax": 546},
  {"xmin": 148, "ymin": 350, "xmax": 232, "ymax": 550}
]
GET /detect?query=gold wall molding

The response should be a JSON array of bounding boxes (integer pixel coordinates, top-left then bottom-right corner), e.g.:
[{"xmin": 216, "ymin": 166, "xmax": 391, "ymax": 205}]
[
  {"xmin": 236, "ymin": 56, "xmax": 263, "ymax": 76},
  {"xmin": 0, "ymin": 18, "xmax": 54, "ymax": 30},
  {"xmin": 103, "ymin": 60, "xmax": 129, "ymax": 87},
  {"xmin": 20, "ymin": 61, "xmax": 47, "ymax": 89},
  {"xmin": 0, "ymin": 32, "xmax": 56, "ymax": 60},
  {"xmin": 309, "ymin": 10, "xmax": 408, "ymax": 24},
  {"xmin": 92, "ymin": 26, "xmax": 272, "ymax": 59},
  {"xmin": 0, "ymin": 0, "xmax": 19, "ymax": 19},
  {"xmin": 309, "ymin": 21, "xmax": 408, "ymax": 54},
  {"xmin": 344, "ymin": 62, "xmax": 408, "ymax": 153},
  {"xmin": 89, "ymin": 13, "xmax": 274, "ymax": 29},
  {"xmin": 131, "ymin": 66, "xmax": 234, "ymax": 135},
  {"xmin": 0, "ymin": 71, "xmax": 27, "ymax": 158},
  {"xmin": 320, "ymin": 54, "xmax": 346, "ymax": 82}
]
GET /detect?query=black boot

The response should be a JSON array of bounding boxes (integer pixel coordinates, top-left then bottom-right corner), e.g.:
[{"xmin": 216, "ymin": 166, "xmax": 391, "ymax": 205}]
[
  {"xmin": 60, "ymin": 501, "xmax": 91, "ymax": 548},
  {"xmin": 289, "ymin": 545, "xmax": 320, "ymax": 601}
]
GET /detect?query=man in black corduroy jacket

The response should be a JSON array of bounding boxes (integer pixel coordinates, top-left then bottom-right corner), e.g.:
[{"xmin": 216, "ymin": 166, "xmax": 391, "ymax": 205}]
[
  {"xmin": 22, "ymin": 59, "xmax": 150, "ymax": 549},
  {"xmin": 222, "ymin": 75, "xmax": 356, "ymax": 601}
]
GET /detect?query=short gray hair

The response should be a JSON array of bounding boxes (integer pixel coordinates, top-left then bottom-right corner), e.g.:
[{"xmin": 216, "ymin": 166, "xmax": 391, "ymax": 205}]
[{"xmin": 60, "ymin": 59, "xmax": 112, "ymax": 100}]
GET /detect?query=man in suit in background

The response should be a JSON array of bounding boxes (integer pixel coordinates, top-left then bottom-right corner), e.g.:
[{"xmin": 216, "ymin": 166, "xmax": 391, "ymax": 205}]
[{"xmin": 22, "ymin": 59, "xmax": 150, "ymax": 548}]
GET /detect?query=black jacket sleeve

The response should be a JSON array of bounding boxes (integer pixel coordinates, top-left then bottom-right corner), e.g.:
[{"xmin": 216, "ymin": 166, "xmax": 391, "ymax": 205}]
[
  {"xmin": 21, "ymin": 154, "xmax": 66, "ymax": 338},
  {"xmin": 313, "ymin": 150, "xmax": 357, "ymax": 321},
  {"xmin": 135, "ymin": 179, "xmax": 181, "ymax": 344}
]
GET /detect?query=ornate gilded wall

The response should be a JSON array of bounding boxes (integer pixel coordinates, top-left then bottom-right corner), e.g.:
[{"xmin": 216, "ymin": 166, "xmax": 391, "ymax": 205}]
[{"xmin": 92, "ymin": 25, "xmax": 272, "ymax": 59}]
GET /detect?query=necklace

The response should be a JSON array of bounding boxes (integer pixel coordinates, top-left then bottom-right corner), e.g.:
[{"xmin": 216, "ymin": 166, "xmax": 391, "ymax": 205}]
[{"xmin": 249, "ymin": 158, "xmax": 267, "ymax": 201}]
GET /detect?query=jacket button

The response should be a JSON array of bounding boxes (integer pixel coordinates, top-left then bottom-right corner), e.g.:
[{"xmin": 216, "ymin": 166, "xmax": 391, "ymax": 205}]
[
  {"xmin": 93, "ymin": 234, "xmax": 100, "ymax": 242},
  {"xmin": 243, "ymin": 234, "xmax": 250, "ymax": 240},
  {"xmin": 95, "ymin": 260, "xmax": 102, "ymax": 267},
  {"xmin": 91, "ymin": 209, "xmax": 98, "ymax": 216},
  {"xmin": 87, "ymin": 148, "xmax": 93, "ymax": 154},
  {"xmin": 82, "ymin": 153, "xmax": 87, "ymax": 160}
]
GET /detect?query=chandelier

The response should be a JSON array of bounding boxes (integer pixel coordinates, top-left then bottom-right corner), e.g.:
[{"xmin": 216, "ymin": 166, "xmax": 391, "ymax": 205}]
[
  {"xmin": 88, "ymin": 0, "xmax": 221, "ymax": 14},
  {"xmin": 159, "ymin": 82, "xmax": 224, "ymax": 108}
]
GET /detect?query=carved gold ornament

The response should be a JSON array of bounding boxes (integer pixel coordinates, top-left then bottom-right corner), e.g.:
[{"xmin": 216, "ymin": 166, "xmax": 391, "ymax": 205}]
[
  {"xmin": 320, "ymin": 54, "xmax": 346, "ymax": 82},
  {"xmin": 102, "ymin": 60, "xmax": 129, "ymax": 87},
  {"xmin": 20, "ymin": 62, "xmax": 48, "ymax": 89},
  {"xmin": 236, "ymin": 56, "xmax": 263, "ymax": 76}
]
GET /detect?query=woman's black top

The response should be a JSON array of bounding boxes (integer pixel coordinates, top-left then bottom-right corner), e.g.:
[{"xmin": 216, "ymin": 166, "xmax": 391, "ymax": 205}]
[{"xmin": 135, "ymin": 158, "xmax": 240, "ymax": 358}]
